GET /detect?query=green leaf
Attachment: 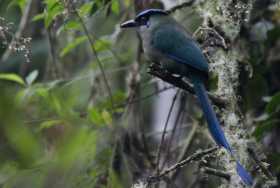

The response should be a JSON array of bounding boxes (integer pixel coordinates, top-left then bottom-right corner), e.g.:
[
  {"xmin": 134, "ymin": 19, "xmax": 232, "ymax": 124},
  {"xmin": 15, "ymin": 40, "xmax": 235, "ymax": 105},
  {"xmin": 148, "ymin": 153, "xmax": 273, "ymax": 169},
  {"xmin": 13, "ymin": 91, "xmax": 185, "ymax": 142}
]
[
  {"xmin": 32, "ymin": 13, "xmax": 45, "ymax": 22},
  {"xmin": 8, "ymin": 0, "xmax": 27, "ymax": 13},
  {"xmin": 94, "ymin": 39, "xmax": 112, "ymax": 52},
  {"xmin": 253, "ymin": 119, "xmax": 280, "ymax": 140},
  {"xmin": 43, "ymin": 0, "xmax": 64, "ymax": 28},
  {"xmin": 60, "ymin": 36, "xmax": 87, "ymax": 57},
  {"xmin": 102, "ymin": 110, "xmax": 112, "ymax": 125},
  {"xmin": 265, "ymin": 92, "xmax": 280, "ymax": 114},
  {"xmin": 39, "ymin": 119, "xmax": 64, "ymax": 130},
  {"xmin": 25, "ymin": 70, "xmax": 39, "ymax": 85},
  {"xmin": 57, "ymin": 20, "xmax": 82, "ymax": 35},
  {"xmin": 124, "ymin": 0, "xmax": 130, "ymax": 7},
  {"xmin": 78, "ymin": 2, "xmax": 94, "ymax": 17},
  {"xmin": 88, "ymin": 108, "xmax": 104, "ymax": 125},
  {"xmin": 57, "ymin": 128, "xmax": 98, "ymax": 167},
  {"xmin": 90, "ymin": 2, "xmax": 99, "ymax": 15},
  {"xmin": 0, "ymin": 73, "xmax": 25, "ymax": 85},
  {"xmin": 111, "ymin": 0, "xmax": 120, "ymax": 14},
  {"xmin": 107, "ymin": 168, "xmax": 122, "ymax": 188}
]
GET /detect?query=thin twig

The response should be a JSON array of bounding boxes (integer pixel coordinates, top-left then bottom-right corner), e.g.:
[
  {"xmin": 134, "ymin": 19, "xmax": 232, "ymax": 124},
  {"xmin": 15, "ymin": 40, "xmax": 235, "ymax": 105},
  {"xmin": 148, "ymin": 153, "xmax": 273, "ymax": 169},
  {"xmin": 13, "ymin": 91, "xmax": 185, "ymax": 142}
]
[
  {"xmin": 247, "ymin": 147, "xmax": 274, "ymax": 180},
  {"xmin": 73, "ymin": 10, "xmax": 114, "ymax": 110},
  {"xmin": 161, "ymin": 93, "xmax": 186, "ymax": 170},
  {"xmin": 202, "ymin": 166, "xmax": 231, "ymax": 181},
  {"xmin": 145, "ymin": 124, "xmax": 190, "ymax": 138},
  {"xmin": 155, "ymin": 90, "xmax": 179, "ymax": 175},
  {"xmin": 46, "ymin": 26, "xmax": 63, "ymax": 78},
  {"xmin": 116, "ymin": 86, "xmax": 174, "ymax": 109},
  {"xmin": 0, "ymin": 0, "xmax": 33, "ymax": 63},
  {"xmin": 148, "ymin": 146, "xmax": 219, "ymax": 183},
  {"xmin": 171, "ymin": 121, "xmax": 198, "ymax": 179}
]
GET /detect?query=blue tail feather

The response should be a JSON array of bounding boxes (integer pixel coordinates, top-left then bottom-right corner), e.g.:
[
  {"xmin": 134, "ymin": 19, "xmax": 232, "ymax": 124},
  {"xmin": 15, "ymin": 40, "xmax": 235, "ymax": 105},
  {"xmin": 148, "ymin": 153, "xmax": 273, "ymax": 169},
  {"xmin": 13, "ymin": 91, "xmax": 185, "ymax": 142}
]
[
  {"xmin": 236, "ymin": 161, "xmax": 253, "ymax": 185},
  {"xmin": 191, "ymin": 75, "xmax": 253, "ymax": 186}
]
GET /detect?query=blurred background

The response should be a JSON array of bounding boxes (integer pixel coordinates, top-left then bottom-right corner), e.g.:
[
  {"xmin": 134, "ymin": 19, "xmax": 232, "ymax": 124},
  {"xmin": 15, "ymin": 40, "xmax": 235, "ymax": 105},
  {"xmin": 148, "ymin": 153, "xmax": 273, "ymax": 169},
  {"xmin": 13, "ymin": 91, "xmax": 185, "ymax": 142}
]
[{"xmin": 0, "ymin": 0, "xmax": 279, "ymax": 187}]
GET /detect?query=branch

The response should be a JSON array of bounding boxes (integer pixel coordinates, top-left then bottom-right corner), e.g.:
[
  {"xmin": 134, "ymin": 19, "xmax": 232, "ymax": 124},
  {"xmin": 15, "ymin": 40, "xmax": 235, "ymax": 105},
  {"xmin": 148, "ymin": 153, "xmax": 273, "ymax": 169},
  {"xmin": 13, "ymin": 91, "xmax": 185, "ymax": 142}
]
[
  {"xmin": 0, "ymin": 0, "xmax": 33, "ymax": 63},
  {"xmin": 161, "ymin": 93, "xmax": 186, "ymax": 170},
  {"xmin": 170, "ymin": 121, "xmax": 198, "ymax": 179},
  {"xmin": 201, "ymin": 166, "xmax": 231, "ymax": 181},
  {"xmin": 73, "ymin": 9, "xmax": 114, "ymax": 110},
  {"xmin": 148, "ymin": 146, "xmax": 219, "ymax": 183},
  {"xmin": 247, "ymin": 148, "xmax": 274, "ymax": 180},
  {"xmin": 148, "ymin": 63, "xmax": 227, "ymax": 107},
  {"xmin": 156, "ymin": 91, "xmax": 179, "ymax": 175}
]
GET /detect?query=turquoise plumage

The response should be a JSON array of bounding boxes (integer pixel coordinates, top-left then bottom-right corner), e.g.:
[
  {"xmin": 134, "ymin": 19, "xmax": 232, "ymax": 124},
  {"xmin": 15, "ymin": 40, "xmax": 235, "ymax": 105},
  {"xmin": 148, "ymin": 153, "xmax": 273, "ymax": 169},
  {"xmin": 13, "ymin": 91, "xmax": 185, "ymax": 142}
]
[{"xmin": 121, "ymin": 9, "xmax": 253, "ymax": 186}]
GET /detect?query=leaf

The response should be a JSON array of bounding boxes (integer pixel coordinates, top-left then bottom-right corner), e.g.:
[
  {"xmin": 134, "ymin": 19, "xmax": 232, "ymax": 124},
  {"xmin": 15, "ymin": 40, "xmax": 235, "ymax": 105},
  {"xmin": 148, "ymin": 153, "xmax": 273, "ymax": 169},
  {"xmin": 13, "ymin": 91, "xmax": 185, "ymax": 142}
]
[
  {"xmin": 266, "ymin": 26, "xmax": 280, "ymax": 46},
  {"xmin": 39, "ymin": 119, "xmax": 64, "ymax": 130},
  {"xmin": 253, "ymin": 119, "xmax": 280, "ymax": 140},
  {"xmin": 90, "ymin": 2, "xmax": 99, "ymax": 15},
  {"xmin": 107, "ymin": 169, "xmax": 122, "ymax": 188},
  {"xmin": 32, "ymin": 13, "xmax": 45, "ymax": 22},
  {"xmin": 88, "ymin": 108, "xmax": 104, "ymax": 125},
  {"xmin": 43, "ymin": 0, "xmax": 64, "ymax": 28},
  {"xmin": 57, "ymin": 128, "xmax": 98, "ymax": 167},
  {"xmin": 7, "ymin": 0, "xmax": 27, "ymax": 13},
  {"xmin": 0, "ymin": 73, "xmax": 25, "ymax": 86},
  {"xmin": 60, "ymin": 36, "xmax": 87, "ymax": 57},
  {"xmin": 265, "ymin": 92, "xmax": 280, "ymax": 114},
  {"xmin": 57, "ymin": 20, "xmax": 81, "ymax": 35},
  {"xmin": 94, "ymin": 38, "xmax": 112, "ymax": 52},
  {"xmin": 78, "ymin": 2, "xmax": 94, "ymax": 17},
  {"xmin": 111, "ymin": 0, "xmax": 120, "ymax": 14},
  {"xmin": 124, "ymin": 0, "xmax": 130, "ymax": 7},
  {"xmin": 25, "ymin": 70, "xmax": 39, "ymax": 85},
  {"xmin": 102, "ymin": 110, "xmax": 112, "ymax": 125}
]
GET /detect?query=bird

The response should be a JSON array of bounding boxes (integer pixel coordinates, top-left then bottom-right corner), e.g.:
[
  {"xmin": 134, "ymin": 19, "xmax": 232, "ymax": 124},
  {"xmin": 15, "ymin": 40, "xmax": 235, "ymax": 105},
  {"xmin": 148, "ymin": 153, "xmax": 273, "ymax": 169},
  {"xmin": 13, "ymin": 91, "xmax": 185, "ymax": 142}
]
[{"xmin": 120, "ymin": 9, "xmax": 253, "ymax": 186}]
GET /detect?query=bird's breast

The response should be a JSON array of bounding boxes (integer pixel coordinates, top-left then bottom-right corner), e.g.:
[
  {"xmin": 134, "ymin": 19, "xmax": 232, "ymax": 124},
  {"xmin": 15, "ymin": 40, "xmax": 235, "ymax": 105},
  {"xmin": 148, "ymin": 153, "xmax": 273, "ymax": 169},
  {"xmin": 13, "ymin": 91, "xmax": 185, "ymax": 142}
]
[{"xmin": 140, "ymin": 29, "xmax": 162, "ymax": 63}]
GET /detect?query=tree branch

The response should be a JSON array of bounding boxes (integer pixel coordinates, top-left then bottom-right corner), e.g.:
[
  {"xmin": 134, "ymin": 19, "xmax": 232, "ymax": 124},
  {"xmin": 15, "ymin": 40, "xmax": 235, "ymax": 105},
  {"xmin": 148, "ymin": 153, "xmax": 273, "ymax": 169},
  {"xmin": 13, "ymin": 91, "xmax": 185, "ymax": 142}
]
[
  {"xmin": 148, "ymin": 63, "xmax": 227, "ymax": 107},
  {"xmin": 201, "ymin": 166, "xmax": 231, "ymax": 181},
  {"xmin": 148, "ymin": 146, "xmax": 219, "ymax": 183}
]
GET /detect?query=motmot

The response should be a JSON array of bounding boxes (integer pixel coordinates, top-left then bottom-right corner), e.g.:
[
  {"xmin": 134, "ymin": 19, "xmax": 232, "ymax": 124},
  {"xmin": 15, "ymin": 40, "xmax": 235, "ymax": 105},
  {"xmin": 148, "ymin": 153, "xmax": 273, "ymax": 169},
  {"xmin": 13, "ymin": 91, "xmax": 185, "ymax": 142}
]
[{"xmin": 121, "ymin": 9, "xmax": 253, "ymax": 186}]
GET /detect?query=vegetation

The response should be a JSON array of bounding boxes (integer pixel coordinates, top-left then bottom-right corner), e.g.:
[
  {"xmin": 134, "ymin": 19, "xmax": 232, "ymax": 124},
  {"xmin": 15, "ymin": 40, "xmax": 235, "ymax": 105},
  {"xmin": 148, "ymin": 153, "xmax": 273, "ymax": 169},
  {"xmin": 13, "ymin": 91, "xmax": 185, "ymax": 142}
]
[{"xmin": 0, "ymin": 0, "xmax": 279, "ymax": 187}]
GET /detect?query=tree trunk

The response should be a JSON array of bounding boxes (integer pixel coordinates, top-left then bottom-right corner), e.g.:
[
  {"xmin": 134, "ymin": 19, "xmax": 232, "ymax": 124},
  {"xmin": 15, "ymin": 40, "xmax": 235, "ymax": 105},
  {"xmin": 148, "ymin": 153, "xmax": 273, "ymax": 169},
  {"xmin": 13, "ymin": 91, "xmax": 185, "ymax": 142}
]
[{"xmin": 195, "ymin": 0, "xmax": 254, "ymax": 187}]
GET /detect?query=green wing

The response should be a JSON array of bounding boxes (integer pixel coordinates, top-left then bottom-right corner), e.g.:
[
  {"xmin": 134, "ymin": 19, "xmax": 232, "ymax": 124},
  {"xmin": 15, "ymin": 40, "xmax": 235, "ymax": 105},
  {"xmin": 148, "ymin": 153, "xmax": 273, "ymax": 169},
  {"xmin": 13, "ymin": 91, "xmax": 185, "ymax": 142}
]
[{"xmin": 151, "ymin": 24, "xmax": 209, "ymax": 73}]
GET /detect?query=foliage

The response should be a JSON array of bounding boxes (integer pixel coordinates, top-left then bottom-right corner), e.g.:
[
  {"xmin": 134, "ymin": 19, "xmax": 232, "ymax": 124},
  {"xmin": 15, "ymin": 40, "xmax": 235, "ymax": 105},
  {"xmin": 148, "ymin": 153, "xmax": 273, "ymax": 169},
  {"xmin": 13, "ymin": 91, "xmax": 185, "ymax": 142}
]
[{"xmin": 0, "ymin": 0, "xmax": 280, "ymax": 187}]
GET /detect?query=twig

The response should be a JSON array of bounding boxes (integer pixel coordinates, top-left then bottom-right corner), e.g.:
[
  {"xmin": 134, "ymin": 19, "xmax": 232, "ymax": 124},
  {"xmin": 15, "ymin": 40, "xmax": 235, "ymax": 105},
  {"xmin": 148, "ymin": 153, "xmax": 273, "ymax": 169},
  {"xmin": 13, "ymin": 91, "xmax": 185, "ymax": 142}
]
[
  {"xmin": 116, "ymin": 86, "xmax": 174, "ymax": 109},
  {"xmin": 148, "ymin": 146, "xmax": 219, "ymax": 183},
  {"xmin": 155, "ymin": 90, "xmax": 179, "ymax": 175},
  {"xmin": 166, "ymin": 0, "xmax": 196, "ymax": 14},
  {"xmin": 148, "ymin": 63, "xmax": 227, "ymax": 107},
  {"xmin": 46, "ymin": 26, "xmax": 63, "ymax": 78},
  {"xmin": 145, "ymin": 124, "xmax": 190, "ymax": 138},
  {"xmin": 170, "ymin": 121, "xmax": 198, "ymax": 179},
  {"xmin": 201, "ymin": 166, "xmax": 231, "ymax": 181},
  {"xmin": 247, "ymin": 148, "xmax": 274, "ymax": 180},
  {"xmin": 0, "ymin": 0, "xmax": 33, "ymax": 63},
  {"xmin": 73, "ymin": 10, "xmax": 114, "ymax": 110},
  {"xmin": 161, "ymin": 93, "xmax": 186, "ymax": 170}
]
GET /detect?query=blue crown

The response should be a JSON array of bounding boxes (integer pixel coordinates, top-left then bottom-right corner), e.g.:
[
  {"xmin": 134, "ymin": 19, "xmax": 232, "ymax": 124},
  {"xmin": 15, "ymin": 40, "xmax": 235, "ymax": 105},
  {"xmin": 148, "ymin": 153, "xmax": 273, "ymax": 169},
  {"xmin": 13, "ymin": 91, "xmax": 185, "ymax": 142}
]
[{"xmin": 135, "ymin": 9, "xmax": 167, "ymax": 21}]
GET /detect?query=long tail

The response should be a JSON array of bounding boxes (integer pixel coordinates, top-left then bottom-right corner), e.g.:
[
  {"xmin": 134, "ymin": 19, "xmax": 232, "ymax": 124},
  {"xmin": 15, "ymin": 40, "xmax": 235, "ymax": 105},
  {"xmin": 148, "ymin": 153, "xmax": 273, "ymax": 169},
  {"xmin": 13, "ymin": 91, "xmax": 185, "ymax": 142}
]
[{"xmin": 190, "ymin": 75, "xmax": 253, "ymax": 186}]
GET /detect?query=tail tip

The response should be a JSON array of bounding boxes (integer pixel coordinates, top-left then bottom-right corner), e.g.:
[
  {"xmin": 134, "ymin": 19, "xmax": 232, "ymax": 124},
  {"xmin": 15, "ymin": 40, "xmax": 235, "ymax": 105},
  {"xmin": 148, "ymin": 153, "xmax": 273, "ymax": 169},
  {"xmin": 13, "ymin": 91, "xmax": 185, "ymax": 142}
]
[{"xmin": 236, "ymin": 161, "xmax": 253, "ymax": 186}]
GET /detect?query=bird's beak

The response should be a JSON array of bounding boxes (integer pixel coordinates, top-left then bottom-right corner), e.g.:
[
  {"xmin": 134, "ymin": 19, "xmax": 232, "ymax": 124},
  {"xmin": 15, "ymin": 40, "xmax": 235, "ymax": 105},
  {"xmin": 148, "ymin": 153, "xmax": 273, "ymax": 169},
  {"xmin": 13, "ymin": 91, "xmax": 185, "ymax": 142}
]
[{"xmin": 120, "ymin": 19, "xmax": 139, "ymax": 28}]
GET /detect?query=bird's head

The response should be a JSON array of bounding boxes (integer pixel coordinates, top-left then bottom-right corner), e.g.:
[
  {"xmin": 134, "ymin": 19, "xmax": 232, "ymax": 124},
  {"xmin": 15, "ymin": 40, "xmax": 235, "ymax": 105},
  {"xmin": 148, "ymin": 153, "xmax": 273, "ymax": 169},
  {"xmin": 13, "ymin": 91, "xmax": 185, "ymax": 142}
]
[{"xmin": 120, "ymin": 9, "xmax": 168, "ymax": 29}]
